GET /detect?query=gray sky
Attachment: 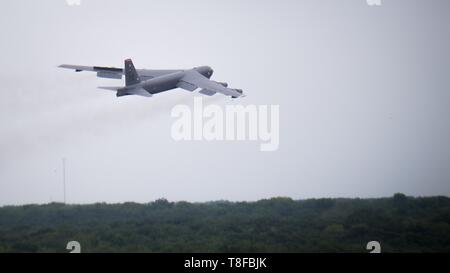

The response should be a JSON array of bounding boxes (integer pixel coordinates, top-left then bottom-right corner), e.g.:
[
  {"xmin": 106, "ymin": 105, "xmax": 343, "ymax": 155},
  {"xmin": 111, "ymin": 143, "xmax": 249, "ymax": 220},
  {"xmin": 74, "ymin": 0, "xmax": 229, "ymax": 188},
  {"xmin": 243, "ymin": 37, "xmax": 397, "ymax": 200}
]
[{"xmin": 1, "ymin": 0, "xmax": 449, "ymax": 205}]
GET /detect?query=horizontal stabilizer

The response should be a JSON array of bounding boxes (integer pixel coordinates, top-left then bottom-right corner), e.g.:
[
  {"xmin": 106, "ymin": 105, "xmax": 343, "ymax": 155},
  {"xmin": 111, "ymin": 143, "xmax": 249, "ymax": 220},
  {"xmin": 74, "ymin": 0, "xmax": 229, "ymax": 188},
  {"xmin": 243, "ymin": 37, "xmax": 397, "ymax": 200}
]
[
  {"xmin": 117, "ymin": 88, "xmax": 152, "ymax": 97},
  {"xmin": 98, "ymin": 86, "xmax": 123, "ymax": 91}
]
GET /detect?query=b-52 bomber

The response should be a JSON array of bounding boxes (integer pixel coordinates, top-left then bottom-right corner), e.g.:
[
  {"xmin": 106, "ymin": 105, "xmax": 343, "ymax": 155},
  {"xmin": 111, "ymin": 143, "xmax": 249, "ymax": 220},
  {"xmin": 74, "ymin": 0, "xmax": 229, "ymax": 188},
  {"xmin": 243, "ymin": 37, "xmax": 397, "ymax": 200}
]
[{"xmin": 59, "ymin": 59, "xmax": 244, "ymax": 98}]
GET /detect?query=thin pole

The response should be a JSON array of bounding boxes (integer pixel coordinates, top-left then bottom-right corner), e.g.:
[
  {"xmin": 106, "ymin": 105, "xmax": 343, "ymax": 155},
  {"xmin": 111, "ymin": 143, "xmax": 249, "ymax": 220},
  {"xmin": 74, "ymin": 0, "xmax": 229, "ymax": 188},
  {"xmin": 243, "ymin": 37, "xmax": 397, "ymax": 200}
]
[{"xmin": 62, "ymin": 158, "xmax": 66, "ymax": 204}]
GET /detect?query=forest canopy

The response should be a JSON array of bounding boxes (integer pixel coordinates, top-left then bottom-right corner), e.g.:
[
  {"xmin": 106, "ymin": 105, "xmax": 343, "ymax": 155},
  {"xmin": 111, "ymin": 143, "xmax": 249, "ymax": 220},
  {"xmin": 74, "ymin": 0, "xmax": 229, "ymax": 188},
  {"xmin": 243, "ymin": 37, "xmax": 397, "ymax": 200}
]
[{"xmin": 0, "ymin": 194, "xmax": 449, "ymax": 253}]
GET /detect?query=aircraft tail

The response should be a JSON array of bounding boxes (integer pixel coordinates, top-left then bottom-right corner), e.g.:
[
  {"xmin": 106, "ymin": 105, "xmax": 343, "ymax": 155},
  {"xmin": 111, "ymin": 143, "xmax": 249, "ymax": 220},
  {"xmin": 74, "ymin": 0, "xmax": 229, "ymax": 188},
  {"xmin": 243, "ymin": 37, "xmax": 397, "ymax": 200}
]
[
  {"xmin": 125, "ymin": 59, "xmax": 141, "ymax": 86},
  {"xmin": 98, "ymin": 86, "xmax": 123, "ymax": 91}
]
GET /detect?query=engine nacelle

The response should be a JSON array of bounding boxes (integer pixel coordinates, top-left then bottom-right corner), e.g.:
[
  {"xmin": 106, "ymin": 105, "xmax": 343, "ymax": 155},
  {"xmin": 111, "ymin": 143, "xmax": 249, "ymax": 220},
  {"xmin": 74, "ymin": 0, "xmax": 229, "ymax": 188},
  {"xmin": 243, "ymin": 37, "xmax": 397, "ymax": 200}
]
[
  {"xmin": 213, "ymin": 81, "xmax": 228, "ymax": 87},
  {"xmin": 97, "ymin": 71, "xmax": 122, "ymax": 79},
  {"xmin": 232, "ymin": 89, "xmax": 243, "ymax": 98}
]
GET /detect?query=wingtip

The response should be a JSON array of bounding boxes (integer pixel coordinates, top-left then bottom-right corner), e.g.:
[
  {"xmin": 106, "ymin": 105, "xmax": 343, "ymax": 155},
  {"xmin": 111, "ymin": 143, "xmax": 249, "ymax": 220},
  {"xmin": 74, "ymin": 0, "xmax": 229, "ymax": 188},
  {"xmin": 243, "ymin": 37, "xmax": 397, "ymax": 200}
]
[{"xmin": 58, "ymin": 64, "xmax": 73, "ymax": 69}]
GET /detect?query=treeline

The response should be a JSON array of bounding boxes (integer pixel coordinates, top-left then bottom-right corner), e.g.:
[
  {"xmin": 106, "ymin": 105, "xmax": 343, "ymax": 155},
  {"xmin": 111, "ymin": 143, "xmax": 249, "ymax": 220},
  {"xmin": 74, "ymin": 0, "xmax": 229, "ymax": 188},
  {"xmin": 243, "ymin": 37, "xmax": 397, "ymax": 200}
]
[{"xmin": 0, "ymin": 194, "xmax": 449, "ymax": 253}]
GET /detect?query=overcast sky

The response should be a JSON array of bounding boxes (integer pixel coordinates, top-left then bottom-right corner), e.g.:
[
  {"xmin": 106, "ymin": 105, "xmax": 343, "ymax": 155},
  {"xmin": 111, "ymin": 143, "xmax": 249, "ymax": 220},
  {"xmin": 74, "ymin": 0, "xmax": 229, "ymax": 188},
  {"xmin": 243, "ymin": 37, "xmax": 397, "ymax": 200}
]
[{"xmin": 0, "ymin": 0, "xmax": 449, "ymax": 205}]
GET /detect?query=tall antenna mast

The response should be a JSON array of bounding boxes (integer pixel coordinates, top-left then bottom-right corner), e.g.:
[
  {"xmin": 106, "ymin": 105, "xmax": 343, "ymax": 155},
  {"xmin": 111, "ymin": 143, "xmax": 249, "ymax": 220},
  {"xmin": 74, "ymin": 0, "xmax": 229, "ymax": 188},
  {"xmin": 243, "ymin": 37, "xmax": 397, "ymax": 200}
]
[{"xmin": 62, "ymin": 157, "xmax": 66, "ymax": 204}]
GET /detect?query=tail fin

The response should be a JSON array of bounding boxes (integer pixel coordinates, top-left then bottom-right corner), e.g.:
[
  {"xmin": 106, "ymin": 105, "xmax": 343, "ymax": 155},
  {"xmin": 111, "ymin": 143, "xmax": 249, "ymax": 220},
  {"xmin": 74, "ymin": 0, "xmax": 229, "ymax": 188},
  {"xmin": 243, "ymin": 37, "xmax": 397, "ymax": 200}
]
[{"xmin": 125, "ymin": 59, "xmax": 140, "ymax": 86}]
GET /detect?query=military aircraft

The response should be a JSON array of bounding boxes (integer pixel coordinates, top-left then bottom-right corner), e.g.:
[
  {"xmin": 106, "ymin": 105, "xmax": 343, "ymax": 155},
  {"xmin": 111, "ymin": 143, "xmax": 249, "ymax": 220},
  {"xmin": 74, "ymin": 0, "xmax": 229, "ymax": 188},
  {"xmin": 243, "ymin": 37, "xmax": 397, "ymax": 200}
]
[{"xmin": 59, "ymin": 59, "xmax": 244, "ymax": 98}]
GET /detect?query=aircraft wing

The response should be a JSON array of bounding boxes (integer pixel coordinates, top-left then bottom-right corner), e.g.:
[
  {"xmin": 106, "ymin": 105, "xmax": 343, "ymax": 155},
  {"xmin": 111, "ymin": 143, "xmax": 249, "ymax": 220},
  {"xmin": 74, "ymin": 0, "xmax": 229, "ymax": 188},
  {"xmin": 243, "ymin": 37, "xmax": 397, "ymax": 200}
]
[
  {"xmin": 59, "ymin": 64, "xmax": 181, "ymax": 80},
  {"xmin": 179, "ymin": 70, "xmax": 244, "ymax": 98},
  {"xmin": 59, "ymin": 64, "xmax": 124, "ymax": 79}
]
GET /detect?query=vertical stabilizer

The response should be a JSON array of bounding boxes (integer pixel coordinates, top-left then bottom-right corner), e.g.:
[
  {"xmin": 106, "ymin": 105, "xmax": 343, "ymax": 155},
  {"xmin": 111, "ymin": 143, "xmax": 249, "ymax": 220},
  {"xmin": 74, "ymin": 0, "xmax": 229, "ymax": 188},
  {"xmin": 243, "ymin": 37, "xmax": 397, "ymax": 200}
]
[{"xmin": 124, "ymin": 59, "xmax": 140, "ymax": 86}]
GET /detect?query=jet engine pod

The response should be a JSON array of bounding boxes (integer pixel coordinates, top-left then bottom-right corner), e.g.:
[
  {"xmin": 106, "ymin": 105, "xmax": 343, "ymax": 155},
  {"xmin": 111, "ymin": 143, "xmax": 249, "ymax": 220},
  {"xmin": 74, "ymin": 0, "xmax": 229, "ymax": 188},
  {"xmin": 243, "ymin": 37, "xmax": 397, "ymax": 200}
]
[
  {"xmin": 97, "ymin": 71, "xmax": 123, "ymax": 79},
  {"xmin": 213, "ymin": 81, "xmax": 228, "ymax": 87},
  {"xmin": 232, "ymin": 89, "xmax": 243, "ymax": 98}
]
